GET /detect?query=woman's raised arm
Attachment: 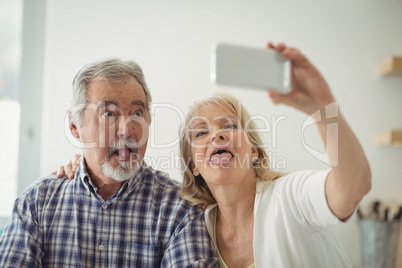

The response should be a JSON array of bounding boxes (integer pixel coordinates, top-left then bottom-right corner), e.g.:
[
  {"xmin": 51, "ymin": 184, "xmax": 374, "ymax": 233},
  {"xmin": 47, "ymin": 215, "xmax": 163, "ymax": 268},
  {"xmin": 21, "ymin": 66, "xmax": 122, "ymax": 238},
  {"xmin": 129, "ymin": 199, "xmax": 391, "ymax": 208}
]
[{"xmin": 267, "ymin": 43, "xmax": 371, "ymax": 220}]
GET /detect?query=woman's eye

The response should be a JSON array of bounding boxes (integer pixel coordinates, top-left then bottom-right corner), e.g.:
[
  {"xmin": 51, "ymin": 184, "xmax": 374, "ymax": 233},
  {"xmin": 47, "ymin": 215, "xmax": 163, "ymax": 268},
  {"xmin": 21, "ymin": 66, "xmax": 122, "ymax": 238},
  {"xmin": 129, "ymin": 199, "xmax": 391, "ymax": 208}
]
[
  {"xmin": 225, "ymin": 123, "xmax": 237, "ymax": 129},
  {"xmin": 195, "ymin": 131, "xmax": 208, "ymax": 138}
]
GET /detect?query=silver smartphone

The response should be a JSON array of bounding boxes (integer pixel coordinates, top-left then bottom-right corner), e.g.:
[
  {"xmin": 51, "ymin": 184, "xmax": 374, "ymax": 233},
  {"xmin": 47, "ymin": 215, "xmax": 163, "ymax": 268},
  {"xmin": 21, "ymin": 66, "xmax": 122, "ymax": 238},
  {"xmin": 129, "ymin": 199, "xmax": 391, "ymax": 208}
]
[{"xmin": 211, "ymin": 43, "xmax": 292, "ymax": 94}]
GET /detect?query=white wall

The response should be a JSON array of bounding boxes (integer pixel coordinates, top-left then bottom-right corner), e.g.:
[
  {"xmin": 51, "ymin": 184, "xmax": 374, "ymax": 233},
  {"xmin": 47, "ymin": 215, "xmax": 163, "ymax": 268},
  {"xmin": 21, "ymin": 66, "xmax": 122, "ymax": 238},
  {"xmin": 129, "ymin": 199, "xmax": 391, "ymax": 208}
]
[{"xmin": 39, "ymin": 1, "xmax": 402, "ymax": 267}]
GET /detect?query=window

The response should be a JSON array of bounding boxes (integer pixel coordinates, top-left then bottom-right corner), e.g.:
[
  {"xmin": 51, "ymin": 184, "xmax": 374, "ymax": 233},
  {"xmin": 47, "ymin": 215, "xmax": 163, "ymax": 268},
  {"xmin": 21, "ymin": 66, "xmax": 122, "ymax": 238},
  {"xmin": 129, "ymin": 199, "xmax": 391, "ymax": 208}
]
[{"xmin": 0, "ymin": 0, "xmax": 22, "ymax": 218}]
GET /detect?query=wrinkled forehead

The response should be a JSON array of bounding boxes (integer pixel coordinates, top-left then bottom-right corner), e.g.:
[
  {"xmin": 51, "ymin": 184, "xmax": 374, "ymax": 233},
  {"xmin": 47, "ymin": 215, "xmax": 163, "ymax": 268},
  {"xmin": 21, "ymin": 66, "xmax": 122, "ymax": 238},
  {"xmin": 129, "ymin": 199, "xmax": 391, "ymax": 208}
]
[{"xmin": 86, "ymin": 78, "xmax": 146, "ymax": 103}]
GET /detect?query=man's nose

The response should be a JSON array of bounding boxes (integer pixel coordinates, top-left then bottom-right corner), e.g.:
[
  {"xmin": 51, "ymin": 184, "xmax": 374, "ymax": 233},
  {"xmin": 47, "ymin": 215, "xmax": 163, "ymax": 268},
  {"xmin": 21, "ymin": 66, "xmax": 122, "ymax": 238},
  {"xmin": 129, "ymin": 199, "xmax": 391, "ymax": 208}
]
[{"xmin": 117, "ymin": 116, "xmax": 135, "ymax": 138}]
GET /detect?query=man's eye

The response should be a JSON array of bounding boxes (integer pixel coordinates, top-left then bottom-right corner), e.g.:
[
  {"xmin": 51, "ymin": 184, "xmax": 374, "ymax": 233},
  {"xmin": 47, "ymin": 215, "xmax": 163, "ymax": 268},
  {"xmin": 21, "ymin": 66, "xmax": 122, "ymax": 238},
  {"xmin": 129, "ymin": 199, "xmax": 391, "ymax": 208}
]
[
  {"xmin": 132, "ymin": 110, "xmax": 143, "ymax": 117},
  {"xmin": 103, "ymin": 111, "xmax": 115, "ymax": 117}
]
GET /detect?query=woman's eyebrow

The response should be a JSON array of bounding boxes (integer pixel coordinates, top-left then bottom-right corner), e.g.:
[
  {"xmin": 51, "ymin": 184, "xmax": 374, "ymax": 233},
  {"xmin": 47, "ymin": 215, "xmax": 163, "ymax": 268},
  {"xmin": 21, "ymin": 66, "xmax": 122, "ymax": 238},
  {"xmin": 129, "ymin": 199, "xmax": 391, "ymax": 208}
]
[
  {"xmin": 192, "ymin": 121, "xmax": 209, "ymax": 129},
  {"xmin": 214, "ymin": 115, "xmax": 238, "ymax": 123}
]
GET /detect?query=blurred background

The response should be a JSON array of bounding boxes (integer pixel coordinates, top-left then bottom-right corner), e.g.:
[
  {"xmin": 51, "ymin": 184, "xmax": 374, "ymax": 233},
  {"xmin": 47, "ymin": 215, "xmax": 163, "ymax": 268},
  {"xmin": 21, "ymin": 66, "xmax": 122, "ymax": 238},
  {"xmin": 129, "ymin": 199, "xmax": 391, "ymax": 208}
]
[{"xmin": 1, "ymin": 0, "xmax": 402, "ymax": 267}]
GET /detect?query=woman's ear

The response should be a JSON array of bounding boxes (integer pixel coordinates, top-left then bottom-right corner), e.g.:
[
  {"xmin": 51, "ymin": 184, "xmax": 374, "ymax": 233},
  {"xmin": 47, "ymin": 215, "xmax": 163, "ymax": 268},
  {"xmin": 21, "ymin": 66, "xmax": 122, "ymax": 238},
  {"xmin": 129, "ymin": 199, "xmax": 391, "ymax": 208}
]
[
  {"xmin": 190, "ymin": 158, "xmax": 196, "ymax": 170},
  {"xmin": 69, "ymin": 111, "xmax": 80, "ymax": 139},
  {"xmin": 190, "ymin": 161, "xmax": 200, "ymax": 176},
  {"xmin": 193, "ymin": 168, "xmax": 200, "ymax": 177},
  {"xmin": 251, "ymin": 148, "xmax": 259, "ymax": 163}
]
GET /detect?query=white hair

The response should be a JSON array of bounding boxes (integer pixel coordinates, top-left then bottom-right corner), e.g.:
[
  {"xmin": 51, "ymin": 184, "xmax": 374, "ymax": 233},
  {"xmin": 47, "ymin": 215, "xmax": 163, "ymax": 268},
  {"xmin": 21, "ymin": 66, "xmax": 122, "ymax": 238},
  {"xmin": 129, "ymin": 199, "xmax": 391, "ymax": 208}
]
[
  {"xmin": 70, "ymin": 58, "xmax": 152, "ymax": 127},
  {"xmin": 101, "ymin": 160, "xmax": 140, "ymax": 182}
]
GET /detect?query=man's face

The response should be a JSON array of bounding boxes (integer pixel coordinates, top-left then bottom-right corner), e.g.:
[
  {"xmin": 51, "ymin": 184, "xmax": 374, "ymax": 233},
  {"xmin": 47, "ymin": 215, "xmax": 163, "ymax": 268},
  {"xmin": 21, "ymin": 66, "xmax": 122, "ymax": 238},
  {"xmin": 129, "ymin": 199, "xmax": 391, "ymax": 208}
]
[{"xmin": 76, "ymin": 77, "xmax": 150, "ymax": 182}]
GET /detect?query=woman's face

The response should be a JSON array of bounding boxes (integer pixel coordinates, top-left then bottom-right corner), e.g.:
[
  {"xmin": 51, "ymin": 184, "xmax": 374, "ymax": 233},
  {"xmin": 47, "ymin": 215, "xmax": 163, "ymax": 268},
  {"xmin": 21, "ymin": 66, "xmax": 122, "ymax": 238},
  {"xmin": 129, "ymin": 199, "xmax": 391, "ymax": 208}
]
[{"xmin": 189, "ymin": 104, "xmax": 258, "ymax": 187}]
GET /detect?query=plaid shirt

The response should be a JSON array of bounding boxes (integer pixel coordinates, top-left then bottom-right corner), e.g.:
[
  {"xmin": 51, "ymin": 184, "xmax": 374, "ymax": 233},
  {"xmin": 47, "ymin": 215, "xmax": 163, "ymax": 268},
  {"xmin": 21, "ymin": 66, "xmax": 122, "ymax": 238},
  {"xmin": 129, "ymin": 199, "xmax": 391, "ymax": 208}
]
[{"xmin": 0, "ymin": 159, "xmax": 217, "ymax": 267}]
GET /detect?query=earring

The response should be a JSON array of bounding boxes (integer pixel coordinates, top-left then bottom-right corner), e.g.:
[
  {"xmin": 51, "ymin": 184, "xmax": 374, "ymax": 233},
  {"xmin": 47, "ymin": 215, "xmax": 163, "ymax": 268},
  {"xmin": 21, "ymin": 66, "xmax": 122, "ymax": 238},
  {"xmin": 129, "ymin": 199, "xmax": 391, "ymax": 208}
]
[
  {"xmin": 252, "ymin": 156, "xmax": 258, "ymax": 162},
  {"xmin": 193, "ymin": 169, "xmax": 200, "ymax": 176}
]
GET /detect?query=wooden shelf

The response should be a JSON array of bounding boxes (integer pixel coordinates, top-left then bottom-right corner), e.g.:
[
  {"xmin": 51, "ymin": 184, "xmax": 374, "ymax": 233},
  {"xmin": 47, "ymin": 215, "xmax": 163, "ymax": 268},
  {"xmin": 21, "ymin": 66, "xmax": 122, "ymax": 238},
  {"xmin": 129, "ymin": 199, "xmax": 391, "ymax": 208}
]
[
  {"xmin": 378, "ymin": 130, "xmax": 402, "ymax": 146},
  {"xmin": 380, "ymin": 56, "xmax": 402, "ymax": 76}
]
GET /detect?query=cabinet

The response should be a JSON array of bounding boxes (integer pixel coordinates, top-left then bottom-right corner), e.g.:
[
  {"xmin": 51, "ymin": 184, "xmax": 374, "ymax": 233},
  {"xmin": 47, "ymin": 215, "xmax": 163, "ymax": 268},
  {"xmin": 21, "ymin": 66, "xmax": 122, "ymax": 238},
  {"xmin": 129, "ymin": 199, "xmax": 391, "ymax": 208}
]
[
  {"xmin": 378, "ymin": 130, "xmax": 402, "ymax": 146},
  {"xmin": 380, "ymin": 56, "xmax": 402, "ymax": 76}
]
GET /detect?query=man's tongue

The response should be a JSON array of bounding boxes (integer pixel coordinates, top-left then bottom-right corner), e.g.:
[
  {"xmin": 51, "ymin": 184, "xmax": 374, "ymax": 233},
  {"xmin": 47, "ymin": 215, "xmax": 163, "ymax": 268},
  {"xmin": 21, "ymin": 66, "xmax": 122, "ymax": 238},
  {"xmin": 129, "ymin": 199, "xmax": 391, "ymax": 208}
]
[
  {"xmin": 116, "ymin": 148, "xmax": 131, "ymax": 161},
  {"xmin": 210, "ymin": 152, "xmax": 232, "ymax": 165}
]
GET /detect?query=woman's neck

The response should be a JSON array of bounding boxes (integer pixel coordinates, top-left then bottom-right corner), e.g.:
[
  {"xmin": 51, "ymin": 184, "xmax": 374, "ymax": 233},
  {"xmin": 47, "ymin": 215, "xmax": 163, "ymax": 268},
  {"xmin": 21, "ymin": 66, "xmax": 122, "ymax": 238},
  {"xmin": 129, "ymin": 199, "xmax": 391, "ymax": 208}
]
[
  {"xmin": 213, "ymin": 173, "xmax": 256, "ymax": 267},
  {"xmin": 216, "ymin": 189, "xmax": 255, "ymax": 229},
  {"xmin": 212, "ymin": 172, "xmax": 257, "ymax": 228}
]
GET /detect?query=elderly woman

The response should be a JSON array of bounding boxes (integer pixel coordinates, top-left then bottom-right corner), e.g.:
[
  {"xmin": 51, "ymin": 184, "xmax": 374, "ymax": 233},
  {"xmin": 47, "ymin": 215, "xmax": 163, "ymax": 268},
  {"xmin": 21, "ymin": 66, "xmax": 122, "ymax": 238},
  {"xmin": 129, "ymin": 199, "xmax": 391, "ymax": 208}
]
[
  {"xmin": 59, "ymin": 43, "xmax": 371, "ymax": 267},
  {"xmin": 178, "ymin": 43, "xmax": 371, "ymax": 267}
]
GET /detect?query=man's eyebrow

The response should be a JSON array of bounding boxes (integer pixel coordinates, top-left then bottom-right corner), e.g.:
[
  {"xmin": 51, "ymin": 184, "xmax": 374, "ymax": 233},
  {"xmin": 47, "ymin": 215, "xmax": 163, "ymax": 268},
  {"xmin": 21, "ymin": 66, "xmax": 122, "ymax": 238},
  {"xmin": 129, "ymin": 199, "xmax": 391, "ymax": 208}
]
[
  {"xmin": 99, "ymin": 100, "xmax": 118, "ymax": 108},
  {"xmin": 98, "ymin": 100, "xmax": 146, "ymax": 108},
  {"xmin": 132, "ymin": 100, "xmax": 146, "ymax": 108}
]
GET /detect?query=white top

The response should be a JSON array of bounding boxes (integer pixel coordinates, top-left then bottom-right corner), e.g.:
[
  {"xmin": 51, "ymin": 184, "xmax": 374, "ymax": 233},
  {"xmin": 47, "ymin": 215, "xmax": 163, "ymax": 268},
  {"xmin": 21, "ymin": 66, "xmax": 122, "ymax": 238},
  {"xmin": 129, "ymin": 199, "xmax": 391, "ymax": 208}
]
[{"xmin": 204, "ymin": 169, "xmax": 352, "ymax": 268}]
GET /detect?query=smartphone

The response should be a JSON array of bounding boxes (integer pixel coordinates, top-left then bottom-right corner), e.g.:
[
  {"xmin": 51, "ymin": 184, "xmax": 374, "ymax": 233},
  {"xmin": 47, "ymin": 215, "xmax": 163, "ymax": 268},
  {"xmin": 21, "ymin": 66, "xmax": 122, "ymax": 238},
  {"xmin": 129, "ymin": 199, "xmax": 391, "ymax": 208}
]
[{"xmin": 211, "ymin": 43, "xmax": 292, "ymax": 94}]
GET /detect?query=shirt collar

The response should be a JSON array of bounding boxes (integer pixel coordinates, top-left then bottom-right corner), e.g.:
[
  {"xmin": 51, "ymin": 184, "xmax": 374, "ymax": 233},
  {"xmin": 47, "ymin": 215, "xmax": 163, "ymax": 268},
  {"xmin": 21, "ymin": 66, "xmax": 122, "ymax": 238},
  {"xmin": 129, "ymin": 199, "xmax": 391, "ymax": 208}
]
[
  {"xmin": 78, "ymin": 156, "xmax": 147, "ymax": 198},
  {"xmin": 78, "ymin": 156, "xmax": 92, "ymax": 194}
]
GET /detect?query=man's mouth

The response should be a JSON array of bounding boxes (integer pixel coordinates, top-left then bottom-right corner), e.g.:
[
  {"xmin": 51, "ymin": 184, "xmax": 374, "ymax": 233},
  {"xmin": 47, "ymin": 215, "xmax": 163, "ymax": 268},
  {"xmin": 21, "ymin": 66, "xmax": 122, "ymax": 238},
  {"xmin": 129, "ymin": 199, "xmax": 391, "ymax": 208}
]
[
  {"xmin": 209, "ymin": 147, "xmax": 234, "ymax": 165},
  {"xmin": 112, "ymin": 147, "xmax": 138, "ymax": 161}
]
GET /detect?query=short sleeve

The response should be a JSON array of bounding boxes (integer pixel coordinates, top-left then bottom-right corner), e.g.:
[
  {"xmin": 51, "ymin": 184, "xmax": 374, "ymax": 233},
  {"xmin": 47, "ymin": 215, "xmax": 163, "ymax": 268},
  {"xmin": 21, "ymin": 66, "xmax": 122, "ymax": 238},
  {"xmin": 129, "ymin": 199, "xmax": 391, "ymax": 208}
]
[{"xmin": 274, "ymin": 169, "xmax": 340, "ymax": 228}]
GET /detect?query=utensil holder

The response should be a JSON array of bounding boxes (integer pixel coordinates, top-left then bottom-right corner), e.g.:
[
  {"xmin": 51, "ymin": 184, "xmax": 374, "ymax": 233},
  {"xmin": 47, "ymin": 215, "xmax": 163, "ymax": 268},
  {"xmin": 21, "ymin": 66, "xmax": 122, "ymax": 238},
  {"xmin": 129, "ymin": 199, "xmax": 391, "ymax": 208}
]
[{"xmin": 359, "ymin": 219, "xmax": 401, "ymax": 268}]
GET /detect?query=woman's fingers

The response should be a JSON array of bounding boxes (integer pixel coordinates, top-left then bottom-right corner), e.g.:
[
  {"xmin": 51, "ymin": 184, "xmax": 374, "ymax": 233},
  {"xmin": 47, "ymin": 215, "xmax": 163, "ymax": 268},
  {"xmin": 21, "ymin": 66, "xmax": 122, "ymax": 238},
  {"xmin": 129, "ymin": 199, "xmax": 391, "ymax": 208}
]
[
  {"xmin": 65, "ymin": 161, "xmax": 74, "ymax": 179},
  {"xmin": 268, "ymin": 42, "xmax": 307, "ymax": 64},
  {"xmin": 268, "ymin": 90, "xmax": 294, "ymax": 106},
  {"xmin": 276, "ymin": 43, "xmax": 287, "ymax": 52},
  {"xmin": 267, "ymin": 42, "xmax": 275, "ymax": 49},
  {"xmin": 54, "ymin": 154, "xmax": 82, "ymax": 180},
  {"xmin": 71, "ymin": 154, "xmax": 81, "ymax": 175},
  {"xmin": 282, "ymin": 48, "xmax": 310, "ymax": 66},
  {"xmin": 56, "ymin": 166, "xmax": 65, "ymax": 178},
  {"xmin": 267, "ymin": 42, "xmax": 286, "ymax": 52}
]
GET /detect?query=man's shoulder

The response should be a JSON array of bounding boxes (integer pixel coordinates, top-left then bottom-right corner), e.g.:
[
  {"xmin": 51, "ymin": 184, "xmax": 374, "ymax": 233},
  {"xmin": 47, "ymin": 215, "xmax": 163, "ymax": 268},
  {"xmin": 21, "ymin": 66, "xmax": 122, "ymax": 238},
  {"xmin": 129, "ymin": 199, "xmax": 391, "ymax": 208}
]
[
  {"xmin": 141, "ymin": 165, "xmax": 182, "ymax": 190},
  {"xmin": 140, "ymin": 166, "xmax": 204, "ymax": 214},
  {"xmin": 28, "ymin": 174, "xmax": 75, "ymax": 188},
  {"xmin": 20, "ymin": 175, "xmax": 77, "ymax": 201}
]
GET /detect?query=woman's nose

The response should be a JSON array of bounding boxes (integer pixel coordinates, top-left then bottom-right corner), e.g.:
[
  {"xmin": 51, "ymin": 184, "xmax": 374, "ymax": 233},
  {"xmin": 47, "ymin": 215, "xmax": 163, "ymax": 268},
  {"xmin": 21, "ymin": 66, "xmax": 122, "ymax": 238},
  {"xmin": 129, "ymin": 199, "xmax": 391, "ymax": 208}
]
[{"xmin": 211, "ymin": 131, "xmax": 225, "ymax": 143}]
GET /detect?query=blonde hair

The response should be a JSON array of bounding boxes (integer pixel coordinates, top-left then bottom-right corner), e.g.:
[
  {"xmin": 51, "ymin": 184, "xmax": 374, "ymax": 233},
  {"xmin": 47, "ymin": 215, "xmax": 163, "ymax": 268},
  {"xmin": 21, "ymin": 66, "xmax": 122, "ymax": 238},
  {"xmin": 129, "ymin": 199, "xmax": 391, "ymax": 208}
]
[{"xmin": 179, "ymin": 93, "xmax": 283, "ymax": 208}]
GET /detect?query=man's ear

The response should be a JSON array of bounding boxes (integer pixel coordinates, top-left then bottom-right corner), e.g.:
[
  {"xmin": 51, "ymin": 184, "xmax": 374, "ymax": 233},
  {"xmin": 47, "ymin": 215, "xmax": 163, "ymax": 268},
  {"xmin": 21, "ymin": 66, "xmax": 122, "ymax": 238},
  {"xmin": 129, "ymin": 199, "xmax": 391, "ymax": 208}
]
[{"xmin": 69, "ymin": 111, "xmax": 80, "ymax": 139}]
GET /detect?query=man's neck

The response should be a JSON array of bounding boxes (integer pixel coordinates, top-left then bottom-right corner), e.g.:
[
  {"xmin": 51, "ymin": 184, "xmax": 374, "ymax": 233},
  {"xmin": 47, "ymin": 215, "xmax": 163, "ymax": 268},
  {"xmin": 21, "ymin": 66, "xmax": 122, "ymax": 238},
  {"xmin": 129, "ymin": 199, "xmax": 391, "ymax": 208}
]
[
  {"xmin": 85, "ymin": 164, "xmax": 125, "ymax": 201},
  {"xmin": 93, "ymin": 178, "xmax": 125, "ymax": 201}
]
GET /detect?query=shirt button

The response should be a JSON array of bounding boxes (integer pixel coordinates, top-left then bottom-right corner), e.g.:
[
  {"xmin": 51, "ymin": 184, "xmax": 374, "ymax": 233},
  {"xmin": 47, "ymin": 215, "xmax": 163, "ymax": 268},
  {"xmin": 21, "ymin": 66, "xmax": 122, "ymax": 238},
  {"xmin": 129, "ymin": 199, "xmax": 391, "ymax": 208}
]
[{"xmin": 99, "ymin": 245, "xmax": 105, "ymax": 251}]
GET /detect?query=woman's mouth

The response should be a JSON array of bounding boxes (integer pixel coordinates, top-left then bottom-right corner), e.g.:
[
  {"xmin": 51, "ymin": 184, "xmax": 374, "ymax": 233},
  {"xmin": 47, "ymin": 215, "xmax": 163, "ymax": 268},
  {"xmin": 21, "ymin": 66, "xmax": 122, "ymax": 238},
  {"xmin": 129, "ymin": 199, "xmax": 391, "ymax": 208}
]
[{"xmin": 209, "ymin": 148, "xmax": 234, "ymax": 165}]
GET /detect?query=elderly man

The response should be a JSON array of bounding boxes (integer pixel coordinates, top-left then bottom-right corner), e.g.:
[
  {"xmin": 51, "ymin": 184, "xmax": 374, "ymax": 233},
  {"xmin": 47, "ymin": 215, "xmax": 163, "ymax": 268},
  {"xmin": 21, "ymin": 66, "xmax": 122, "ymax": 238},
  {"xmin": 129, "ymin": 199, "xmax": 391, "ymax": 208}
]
[{"xmin": 0, "ymin": 59, "xmax": 217, "ymax": 267}]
